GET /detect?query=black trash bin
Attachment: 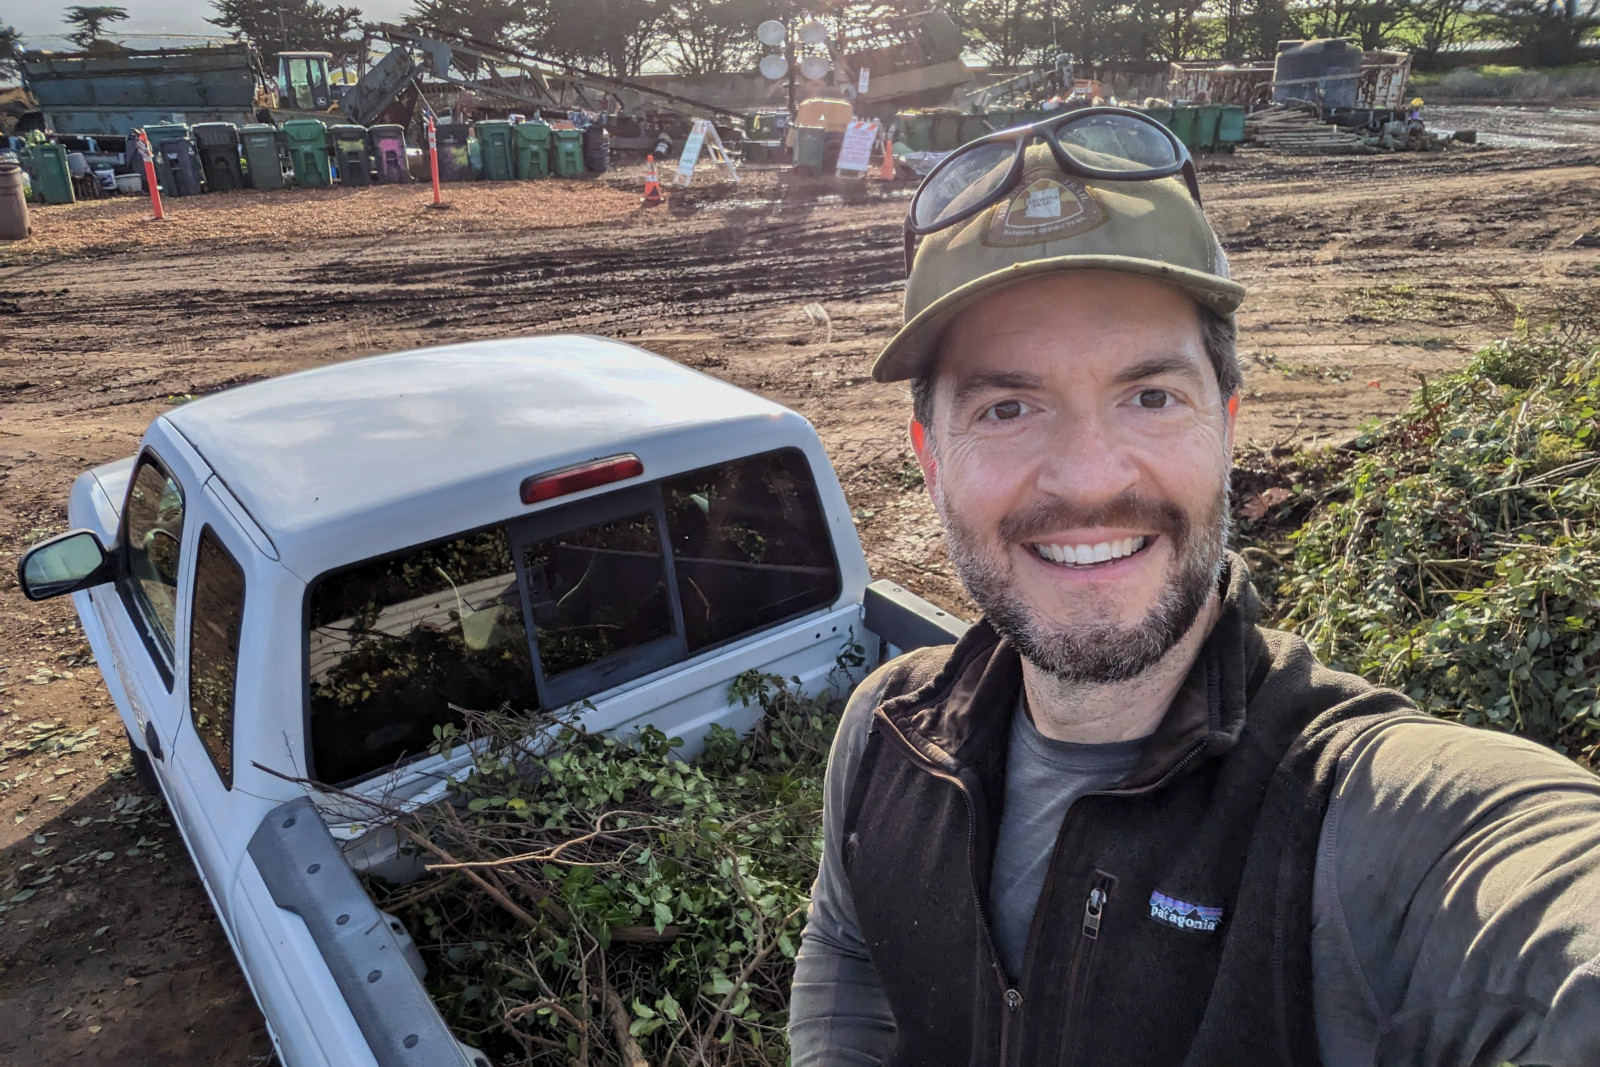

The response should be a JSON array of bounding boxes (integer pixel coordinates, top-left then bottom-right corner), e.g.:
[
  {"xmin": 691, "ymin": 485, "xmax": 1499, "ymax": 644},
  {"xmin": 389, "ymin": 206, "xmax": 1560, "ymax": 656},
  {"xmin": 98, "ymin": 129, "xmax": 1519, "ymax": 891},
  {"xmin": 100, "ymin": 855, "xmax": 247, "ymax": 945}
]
[
  {"xmin": 433, "ymin": 123, "xmax": 473, "ymax": 181},
  {"xmin": 581, "ymin": 123, "xmax": 610, "ymax": 174},
  {"xmin": 144, "ymin": 124, "xmax": 202, "ymax": 197},
  {"xmin": 191, "ymin": 122, "xmax": 244, "ymax": 192},
  {"xmin": 329, "ymin": 124, "xmax": 372, "ymax": 186}
]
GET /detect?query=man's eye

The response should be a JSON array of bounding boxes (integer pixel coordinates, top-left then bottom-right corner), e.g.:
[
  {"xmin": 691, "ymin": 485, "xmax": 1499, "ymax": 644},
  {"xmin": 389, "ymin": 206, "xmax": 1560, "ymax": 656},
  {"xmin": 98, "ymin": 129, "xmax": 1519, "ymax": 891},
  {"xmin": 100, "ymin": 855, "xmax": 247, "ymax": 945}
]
[
  {"xmin": 982, "ymin": 399, "xmax": 1029, "ymax": 421},
  {"xmin": 1136, "ymin": 389, "xmax": 1172, "ymax": 409}
]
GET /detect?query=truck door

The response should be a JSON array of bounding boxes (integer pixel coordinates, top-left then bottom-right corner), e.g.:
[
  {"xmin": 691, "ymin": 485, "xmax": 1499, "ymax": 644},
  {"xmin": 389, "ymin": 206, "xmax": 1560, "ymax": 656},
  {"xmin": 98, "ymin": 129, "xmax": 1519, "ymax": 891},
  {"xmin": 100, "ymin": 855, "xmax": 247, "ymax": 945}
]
[
  {"xmin": 100, "ymin": 451, "xmax": 191, "ymax": 791},
  {"xmin": 161, "ymin": 489, "xmax": 255, "ymax": 921}
]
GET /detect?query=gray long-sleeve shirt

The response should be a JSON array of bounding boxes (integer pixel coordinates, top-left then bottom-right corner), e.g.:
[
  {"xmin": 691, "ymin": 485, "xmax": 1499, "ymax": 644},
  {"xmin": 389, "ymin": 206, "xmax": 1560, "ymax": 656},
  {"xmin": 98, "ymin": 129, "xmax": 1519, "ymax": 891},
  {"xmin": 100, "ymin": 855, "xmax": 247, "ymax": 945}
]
[{"xmin": 790, "ymin": 663, "xmax": 1600, "ymax": 1067}]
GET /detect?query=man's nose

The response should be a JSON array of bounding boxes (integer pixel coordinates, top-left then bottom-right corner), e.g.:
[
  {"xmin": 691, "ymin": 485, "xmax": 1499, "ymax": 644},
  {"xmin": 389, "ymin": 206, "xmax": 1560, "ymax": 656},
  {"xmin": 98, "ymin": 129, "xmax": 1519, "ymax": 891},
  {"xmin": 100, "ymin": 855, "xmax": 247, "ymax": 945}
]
[{"xmin": 1033, "ymin": 408, "xmax": 1141, "ymax": 505}]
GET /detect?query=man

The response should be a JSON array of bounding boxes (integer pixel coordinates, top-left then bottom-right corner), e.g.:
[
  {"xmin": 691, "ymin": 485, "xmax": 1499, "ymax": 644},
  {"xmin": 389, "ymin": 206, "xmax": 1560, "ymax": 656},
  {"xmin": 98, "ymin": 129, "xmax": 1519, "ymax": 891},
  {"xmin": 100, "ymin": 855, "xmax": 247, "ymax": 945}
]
[{"xmin": 789, "ymin": 111, "xmax": 1600, "ymax": 1066}]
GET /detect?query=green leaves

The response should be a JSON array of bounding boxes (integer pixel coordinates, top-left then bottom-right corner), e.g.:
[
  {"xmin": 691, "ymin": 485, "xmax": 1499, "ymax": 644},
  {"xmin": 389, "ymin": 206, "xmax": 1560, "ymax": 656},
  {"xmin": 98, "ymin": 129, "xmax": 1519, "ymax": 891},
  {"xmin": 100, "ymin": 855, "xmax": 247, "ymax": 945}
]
[
  {"xmin": 1265, "ymin": 330, "xmax": 1600, "ymax": 760},
  {"xmin": 369, "ymin": 676, "xmax": 843, "ymax": 1064}
]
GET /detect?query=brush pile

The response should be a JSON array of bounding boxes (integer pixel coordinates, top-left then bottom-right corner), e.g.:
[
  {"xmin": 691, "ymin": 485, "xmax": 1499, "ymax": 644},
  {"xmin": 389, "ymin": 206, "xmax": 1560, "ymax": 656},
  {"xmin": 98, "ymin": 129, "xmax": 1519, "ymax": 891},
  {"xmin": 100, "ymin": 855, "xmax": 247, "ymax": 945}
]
[
  {"xmin": 1261, "ymin": 323, "xmax": 1600, "ymax": 760},
  {"xmin": 369, "ymin": 671, "xmax": 845, "ymax": 1066}
]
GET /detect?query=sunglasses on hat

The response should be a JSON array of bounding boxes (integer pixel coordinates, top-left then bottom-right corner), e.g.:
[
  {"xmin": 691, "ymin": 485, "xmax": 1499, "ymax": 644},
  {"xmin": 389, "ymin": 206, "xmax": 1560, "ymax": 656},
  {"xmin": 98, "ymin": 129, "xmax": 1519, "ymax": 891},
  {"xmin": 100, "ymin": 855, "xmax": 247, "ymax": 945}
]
[{"xmin": 904, "ymin": 106, "xmax": 1204, "ymax": 273}]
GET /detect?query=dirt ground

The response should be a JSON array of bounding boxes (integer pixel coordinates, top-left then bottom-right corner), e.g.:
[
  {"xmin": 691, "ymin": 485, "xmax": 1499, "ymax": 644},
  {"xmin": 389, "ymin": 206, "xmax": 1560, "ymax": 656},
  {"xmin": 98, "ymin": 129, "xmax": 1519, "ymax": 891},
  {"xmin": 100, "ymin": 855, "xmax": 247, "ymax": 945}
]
[{"xmin": 2, "ymin": 133, "xmax": 1599, "ymax": 1065}]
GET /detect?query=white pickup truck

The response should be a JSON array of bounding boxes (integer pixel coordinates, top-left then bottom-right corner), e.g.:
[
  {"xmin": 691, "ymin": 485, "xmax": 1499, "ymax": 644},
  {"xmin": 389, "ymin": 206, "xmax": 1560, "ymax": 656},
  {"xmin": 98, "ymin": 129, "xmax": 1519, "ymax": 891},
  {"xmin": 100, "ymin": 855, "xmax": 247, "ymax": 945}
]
[{"xmin": 17, "ymin": 335, "xmax": 965, "ymax": 1067}]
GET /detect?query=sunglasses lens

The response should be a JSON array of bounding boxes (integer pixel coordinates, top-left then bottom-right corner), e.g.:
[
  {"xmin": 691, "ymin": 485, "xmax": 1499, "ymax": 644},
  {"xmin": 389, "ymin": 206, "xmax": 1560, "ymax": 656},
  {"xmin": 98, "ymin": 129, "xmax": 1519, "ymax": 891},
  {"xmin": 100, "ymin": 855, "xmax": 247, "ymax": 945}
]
[
  {"xmin": 1053, "ymin": 114, "xmax": 1179, "ymax": 172},
  {"xmin": 913, "ymin": 140, "xmax": 1017, "ymax": 230}
]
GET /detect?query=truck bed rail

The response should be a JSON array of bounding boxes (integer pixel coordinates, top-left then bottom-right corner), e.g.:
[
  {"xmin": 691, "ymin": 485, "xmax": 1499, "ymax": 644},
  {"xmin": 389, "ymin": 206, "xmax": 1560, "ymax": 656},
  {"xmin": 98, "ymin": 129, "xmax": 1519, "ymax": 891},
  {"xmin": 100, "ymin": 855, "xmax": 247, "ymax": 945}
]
[{"xmin": 249, "ymin": 798, "xmax": 488, "ymax": 1067}]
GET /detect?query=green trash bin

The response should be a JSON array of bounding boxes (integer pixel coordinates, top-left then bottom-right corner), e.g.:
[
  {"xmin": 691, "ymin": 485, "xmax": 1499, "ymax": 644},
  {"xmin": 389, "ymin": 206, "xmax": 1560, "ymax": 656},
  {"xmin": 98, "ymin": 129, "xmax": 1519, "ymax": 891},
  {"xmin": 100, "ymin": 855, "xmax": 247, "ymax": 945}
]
[
  {"xmin": 282, "ymin": 118, "xmax": 331, "ymax": 187},
  {"xmin": 476, "ymin": 120, "xmax": 515, "ymax": 181},
  {"xmin": 1216, "ymin": 105, "xmax": 1247, "ymax": 148},
  {"xmin": 1143, "ymin": 105, "xmax": 1174, "ymax": 129},
  {"xmin": 329, "ymin": 124, "xmax": 372, "ymax": 186},
  {"xmin": 25, "ymin": 141, "xmax": 75, "ymax": 204},
  {"xmin": 240, "ymin": 123, "xmax": 284, "ymax": 190},
  {"xmin": 513, "ymin": 121, "xmax": 551, "ymax": 179},
  {"xmin": 1167, "ymin": 107, "xmax": 1199, "ymax": 150},
  {"xmin": 1193, "ymin": 105, "xmax": 1222, "ymax": 151},
  {"xmin": 792, "ymin": 124, "xmax": 826, "ymax": 174},
  {"xmin": 24, "ymin": 139, "xmax": 75, "ymax": 202},
  {"xmin": 551, "ymin": 128, "xmax": 585, "ymax": 177}
]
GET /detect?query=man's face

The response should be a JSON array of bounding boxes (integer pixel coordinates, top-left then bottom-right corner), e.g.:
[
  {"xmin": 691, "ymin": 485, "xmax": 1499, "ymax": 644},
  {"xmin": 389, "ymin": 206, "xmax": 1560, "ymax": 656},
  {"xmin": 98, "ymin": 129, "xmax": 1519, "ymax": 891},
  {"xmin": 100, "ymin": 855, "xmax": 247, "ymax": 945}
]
[{"xmin": 911, "ymin": 271, "xmax": 1235, "ymax": 684}]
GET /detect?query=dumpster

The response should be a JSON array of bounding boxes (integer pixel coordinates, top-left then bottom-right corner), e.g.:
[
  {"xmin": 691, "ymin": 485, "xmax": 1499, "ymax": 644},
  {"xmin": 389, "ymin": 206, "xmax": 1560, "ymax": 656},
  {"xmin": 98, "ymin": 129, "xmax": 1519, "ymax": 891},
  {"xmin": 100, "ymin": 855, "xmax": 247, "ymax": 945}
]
[
  {"xmin": 191, "ymin": 122, "xmax": 244, "ymax": 192},
  {"xmin": 1193, "ymin": 106, "xmax": 1221, "ymax": 151},
  {"xmin": 1166, "ymin": 107, "xmax": 1199, "ymax": 150},
  {"xmin": 552, "ymin": 128, "xmax": 585, "ymax": 177},
  {"xmin": 433, "ymin": 123, "xmax": 473, "ymax": 181},
  {"xmin": 960, "ymin": 113, "xmax": 990, "ymax": 146},
  {"xmin": 512, "ymin": 120, "xmax": 551, "ymax": 179},
  {"xmin": 582, "ymin": 124, "xmax": 610, "ymax": 174},
  {"xmin": 144, "ymin": 123, "xmax": 202, "ymax": 196},
  {"xmin": 369, "ymin": 124, "xmax": 409, "ymax": 183},
  {"xmin": 792, "ymin": 124, "xmax": 826, "ymax": 174},
  {"xmin": 896, "ymin": 112, "xmax": 933, "ymax": 152},
  {"xmin": 25, "ymin": 141, "xmax": 76, "ymax": 204},
  {"xmin": 1142, "ymin": 105, "xmax": 1174, "ymax": 129},
  {"xmin": 930, "ymin": 112, "xmax": 965, "ymax": 150},
  {"xmin": 329, "ymin": 124, "xmax": 372, "ymax": 186},
  {"xmin": 240, "ymin": 123, "xmax": 285, "ymax": 189},
  {"xmin": 475, "ymin": 120, "xmax": 515, "ymax": 180},
  {"xmin": 282, "ymin": 119, "xmax": 331, "ymax": 186},
  {"xmin": 1216, "ymin": 105, "xmax": 1247, "ymax": 148}
]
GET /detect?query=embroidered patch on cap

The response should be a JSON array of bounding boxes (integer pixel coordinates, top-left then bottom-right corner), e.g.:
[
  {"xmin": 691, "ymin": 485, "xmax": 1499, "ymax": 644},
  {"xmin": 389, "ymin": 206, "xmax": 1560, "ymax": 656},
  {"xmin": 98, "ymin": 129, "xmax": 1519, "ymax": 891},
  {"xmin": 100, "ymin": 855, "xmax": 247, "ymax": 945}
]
[
  {"xmin": 983, "ymin": 177, "xmax": 1106, "ymax": 248},
  {"xmin": 1149, "ymin": 890, "xmax": 1224, "ymax": 933}
]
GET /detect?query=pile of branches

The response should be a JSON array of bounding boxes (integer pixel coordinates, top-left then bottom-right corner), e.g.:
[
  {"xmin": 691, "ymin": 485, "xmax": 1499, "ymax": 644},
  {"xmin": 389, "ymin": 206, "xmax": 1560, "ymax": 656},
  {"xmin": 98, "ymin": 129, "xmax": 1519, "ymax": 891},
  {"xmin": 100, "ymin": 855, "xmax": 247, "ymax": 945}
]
[
  {"xmin": 369, "ymin": 671, "xmax": 843, "ymax": 1066},
  {"xmin": 1255, "ymin": 321, "xmax": 1600, "ymax": 761}
]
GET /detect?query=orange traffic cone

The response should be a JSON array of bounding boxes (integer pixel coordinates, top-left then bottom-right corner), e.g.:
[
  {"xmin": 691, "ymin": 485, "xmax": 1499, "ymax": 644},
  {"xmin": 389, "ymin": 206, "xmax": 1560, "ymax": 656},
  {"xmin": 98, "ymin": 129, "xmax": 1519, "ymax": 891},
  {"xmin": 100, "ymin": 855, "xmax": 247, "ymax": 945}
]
[
  {"xmin": 880, "ymin": 138, "xmax": 898, "ymax": 181},
  {"xmin": 642, "ymin": 155, "xmax": 664, "ymax": 206}
]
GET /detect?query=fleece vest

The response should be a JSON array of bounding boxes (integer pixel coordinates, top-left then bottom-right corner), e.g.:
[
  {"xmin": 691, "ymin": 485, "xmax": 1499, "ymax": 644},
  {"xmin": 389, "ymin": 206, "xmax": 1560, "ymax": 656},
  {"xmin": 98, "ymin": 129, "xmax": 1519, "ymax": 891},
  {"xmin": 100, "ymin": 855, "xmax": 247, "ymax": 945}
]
[{"xmin": 841, "ymin": 565, "xmax": 1413, "ymax": 1067}]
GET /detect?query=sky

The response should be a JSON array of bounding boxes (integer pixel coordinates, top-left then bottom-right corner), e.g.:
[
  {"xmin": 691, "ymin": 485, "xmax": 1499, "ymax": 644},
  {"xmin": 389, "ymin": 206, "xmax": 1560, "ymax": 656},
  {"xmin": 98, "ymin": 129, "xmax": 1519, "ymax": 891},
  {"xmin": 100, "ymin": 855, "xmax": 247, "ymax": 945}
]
[{"xmin": 8, "ymin": 1, "xmax": 411, "ymax": 47}]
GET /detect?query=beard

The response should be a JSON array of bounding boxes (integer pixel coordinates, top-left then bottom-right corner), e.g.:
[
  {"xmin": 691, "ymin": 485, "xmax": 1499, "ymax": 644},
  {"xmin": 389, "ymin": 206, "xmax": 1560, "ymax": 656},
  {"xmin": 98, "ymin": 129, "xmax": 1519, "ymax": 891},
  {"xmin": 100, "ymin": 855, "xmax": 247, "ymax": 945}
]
[{"xmin": 935, "ymin": 482, "xmax": 1231, "ymax": 685}]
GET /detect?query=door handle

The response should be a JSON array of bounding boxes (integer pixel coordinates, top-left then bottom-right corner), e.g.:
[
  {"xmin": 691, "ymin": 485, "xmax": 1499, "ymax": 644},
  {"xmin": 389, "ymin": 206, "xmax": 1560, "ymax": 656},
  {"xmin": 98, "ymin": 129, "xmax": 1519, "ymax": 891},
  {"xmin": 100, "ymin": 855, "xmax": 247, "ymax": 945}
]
[{"xmin": 144, "ymin": 718, "xmax": 165, "ymax": 761}]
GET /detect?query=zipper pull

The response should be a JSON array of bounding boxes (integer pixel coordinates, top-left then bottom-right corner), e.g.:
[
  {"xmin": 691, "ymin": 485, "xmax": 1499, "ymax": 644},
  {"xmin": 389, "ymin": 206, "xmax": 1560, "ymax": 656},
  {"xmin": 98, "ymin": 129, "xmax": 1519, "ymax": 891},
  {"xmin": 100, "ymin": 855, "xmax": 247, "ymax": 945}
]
[
  {"xmin": 1082, "ymin": 884, "xmax": 1108, "ymax": 940},
  {"xmin": 1004, "ymin": 988, "xmax": 1023, "ymax": 1012}
]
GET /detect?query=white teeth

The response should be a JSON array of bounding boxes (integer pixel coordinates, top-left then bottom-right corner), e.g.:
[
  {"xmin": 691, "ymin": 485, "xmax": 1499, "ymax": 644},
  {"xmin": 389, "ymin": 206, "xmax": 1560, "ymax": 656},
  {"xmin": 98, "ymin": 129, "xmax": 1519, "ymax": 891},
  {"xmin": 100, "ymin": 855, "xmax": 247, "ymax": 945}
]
[{"xmin": 1034, "ymin": 535, "xmax": 1148, "ymax": 566}]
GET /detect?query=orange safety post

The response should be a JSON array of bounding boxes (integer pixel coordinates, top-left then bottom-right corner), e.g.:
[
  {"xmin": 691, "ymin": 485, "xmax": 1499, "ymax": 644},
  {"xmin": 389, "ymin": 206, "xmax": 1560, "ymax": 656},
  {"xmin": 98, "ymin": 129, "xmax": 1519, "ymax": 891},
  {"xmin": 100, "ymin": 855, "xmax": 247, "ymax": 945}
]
[
  {"xmin": 137, "ymin": 130, "xmax": 163, "ymax": 221},
  {"xmin": 880, "ymin": 136, "xmax": 897, "ymax": 180},
  {"xmin": 427, "ymin": 115, "xmax": 442, "ymax": 206}
]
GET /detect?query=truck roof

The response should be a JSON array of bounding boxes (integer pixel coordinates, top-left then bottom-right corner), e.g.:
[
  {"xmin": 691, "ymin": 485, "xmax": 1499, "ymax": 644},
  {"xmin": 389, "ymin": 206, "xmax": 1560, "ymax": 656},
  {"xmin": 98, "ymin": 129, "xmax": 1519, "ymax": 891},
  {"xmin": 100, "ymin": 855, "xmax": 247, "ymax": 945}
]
[{"xmin": 162, "ymin": 336, "xmax": 818, "ymax": 578}]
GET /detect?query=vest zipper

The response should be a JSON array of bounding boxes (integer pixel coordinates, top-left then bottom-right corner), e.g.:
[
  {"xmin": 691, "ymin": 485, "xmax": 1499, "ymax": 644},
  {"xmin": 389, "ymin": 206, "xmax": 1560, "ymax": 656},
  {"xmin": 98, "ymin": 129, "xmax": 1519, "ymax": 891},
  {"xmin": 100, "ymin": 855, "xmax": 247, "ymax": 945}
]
[
  {"xmin": 1061, "ymin": 870, "xmax": 1115, "ymax": 1067},
  {"xmin": 872, "ymin": 713, "xmax": 1022, "ymax": 1062}
]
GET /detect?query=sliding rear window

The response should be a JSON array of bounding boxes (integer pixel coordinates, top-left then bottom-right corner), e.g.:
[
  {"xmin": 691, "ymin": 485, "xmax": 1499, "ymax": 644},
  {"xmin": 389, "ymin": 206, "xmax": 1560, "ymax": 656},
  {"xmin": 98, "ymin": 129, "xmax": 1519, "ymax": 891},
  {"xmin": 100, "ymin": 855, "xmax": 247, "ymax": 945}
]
[{"xmin": 306, "ymin": 448, "xmax": 841, "ymax": 785}]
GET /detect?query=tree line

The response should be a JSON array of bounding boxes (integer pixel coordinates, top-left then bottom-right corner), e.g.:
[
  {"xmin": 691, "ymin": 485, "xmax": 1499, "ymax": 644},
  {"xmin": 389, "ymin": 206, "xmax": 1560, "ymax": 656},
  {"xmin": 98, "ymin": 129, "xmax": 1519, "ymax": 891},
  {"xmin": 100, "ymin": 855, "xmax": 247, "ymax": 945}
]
[{"xmin": 2, "ymin": 0, "xmax": 1595, "ymax": 86}]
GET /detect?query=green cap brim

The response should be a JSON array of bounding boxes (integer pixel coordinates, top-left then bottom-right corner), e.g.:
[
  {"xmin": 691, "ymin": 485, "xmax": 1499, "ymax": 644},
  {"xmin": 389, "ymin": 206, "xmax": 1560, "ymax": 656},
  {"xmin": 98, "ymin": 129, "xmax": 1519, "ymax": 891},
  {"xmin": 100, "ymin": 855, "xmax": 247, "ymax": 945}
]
[{"xmin": 871, "ymin": 254, "xmax": 1247, "ymax": 384}]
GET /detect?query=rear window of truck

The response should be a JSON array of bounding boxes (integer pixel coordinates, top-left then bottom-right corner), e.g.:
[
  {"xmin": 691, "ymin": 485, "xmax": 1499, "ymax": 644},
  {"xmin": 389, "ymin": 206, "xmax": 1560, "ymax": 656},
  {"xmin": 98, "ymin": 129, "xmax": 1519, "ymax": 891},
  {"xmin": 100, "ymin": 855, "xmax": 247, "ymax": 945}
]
[{"xmin": 305, "ymin": 449, "xmax": 841, "ymax": 785}]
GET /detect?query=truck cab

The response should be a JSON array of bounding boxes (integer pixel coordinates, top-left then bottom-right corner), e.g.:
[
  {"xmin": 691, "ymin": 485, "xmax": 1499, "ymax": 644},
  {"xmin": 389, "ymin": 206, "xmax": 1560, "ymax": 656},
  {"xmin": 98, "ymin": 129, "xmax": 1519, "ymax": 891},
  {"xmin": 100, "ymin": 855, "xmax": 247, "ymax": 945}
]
[
  {"xmin": 278, "ymin": 51, "xmax": 335, "ymax": 112},
  {"xmin": 18, "ymin": 335, "xmax": 961, "ymax": 1066}
]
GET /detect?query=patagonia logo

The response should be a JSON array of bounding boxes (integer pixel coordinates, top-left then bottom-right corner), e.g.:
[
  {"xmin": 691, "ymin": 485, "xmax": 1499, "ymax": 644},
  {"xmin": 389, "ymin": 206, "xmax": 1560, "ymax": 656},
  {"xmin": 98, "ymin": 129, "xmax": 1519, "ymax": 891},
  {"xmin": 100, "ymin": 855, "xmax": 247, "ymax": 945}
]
[{"xmin": 1149, "ymin": 890, "xmax": 1224, "ymax": 933}]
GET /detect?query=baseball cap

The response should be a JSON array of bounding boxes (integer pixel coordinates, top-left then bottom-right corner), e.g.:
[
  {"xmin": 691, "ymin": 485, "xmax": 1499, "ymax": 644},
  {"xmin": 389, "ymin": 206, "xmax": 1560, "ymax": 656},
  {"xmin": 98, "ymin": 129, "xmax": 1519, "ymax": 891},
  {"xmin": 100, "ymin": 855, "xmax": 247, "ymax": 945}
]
[{"xmin": 871, "ymin": 141, "xmax": 1246, "ymax": 384}]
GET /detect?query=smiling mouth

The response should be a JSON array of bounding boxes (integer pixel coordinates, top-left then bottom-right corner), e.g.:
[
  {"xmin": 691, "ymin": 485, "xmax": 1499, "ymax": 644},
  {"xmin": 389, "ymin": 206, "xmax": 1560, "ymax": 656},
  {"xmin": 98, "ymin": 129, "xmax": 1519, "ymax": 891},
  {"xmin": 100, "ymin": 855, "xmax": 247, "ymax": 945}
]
[{"xmin": 1029, "ymin": 535, "xmax": 1150, "ymax": 568}]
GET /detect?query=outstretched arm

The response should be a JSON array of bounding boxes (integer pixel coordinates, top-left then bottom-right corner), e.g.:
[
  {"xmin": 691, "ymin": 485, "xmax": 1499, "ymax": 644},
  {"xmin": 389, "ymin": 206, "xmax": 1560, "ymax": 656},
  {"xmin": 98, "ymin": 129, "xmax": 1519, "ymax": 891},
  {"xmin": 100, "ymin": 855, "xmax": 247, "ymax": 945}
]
[{"xmin": 1313, "ymin": 715, "xmax": 1600, "ymax": 1067}]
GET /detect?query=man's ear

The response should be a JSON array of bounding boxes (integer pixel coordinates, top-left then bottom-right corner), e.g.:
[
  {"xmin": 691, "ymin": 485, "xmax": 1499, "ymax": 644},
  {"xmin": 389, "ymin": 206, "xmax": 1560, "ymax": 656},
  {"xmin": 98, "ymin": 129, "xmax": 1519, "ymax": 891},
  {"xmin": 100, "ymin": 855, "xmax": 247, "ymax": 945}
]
[{"xmin": 909, "ymin": 418, "xmax": 939, "ymax": 495}]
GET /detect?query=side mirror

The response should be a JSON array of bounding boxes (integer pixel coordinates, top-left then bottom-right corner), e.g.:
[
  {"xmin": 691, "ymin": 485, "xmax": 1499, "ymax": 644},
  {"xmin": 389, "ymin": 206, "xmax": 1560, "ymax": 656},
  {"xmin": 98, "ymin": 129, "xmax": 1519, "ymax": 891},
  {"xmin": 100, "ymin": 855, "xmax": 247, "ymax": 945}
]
[{"xmin": 17, "ymin": 530, "xmax": 116, "ymax": 601}]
